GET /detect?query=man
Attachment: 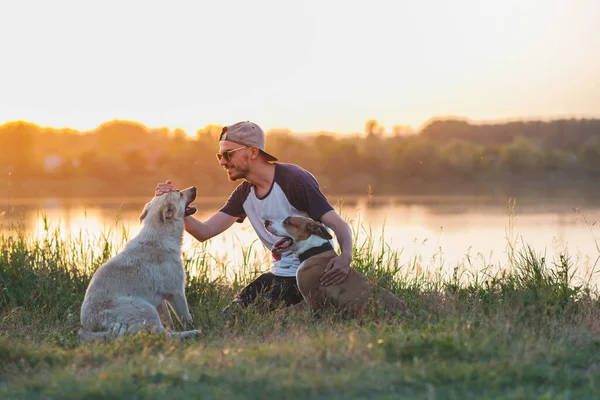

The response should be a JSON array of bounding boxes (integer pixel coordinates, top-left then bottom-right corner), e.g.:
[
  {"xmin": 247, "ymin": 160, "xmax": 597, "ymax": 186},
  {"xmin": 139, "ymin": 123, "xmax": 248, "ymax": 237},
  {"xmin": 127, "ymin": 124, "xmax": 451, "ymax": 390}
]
[{"xmin": 155, "ymin": 121, "xmax": 353, "ymax": 311}]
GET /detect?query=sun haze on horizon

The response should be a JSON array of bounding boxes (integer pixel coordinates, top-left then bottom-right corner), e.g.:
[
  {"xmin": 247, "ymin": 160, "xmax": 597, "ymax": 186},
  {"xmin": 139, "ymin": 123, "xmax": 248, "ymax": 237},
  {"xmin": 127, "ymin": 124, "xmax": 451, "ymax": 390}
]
[{"xmin": 0, "ymin": 0, "xmax": 599, "ymax": 135}]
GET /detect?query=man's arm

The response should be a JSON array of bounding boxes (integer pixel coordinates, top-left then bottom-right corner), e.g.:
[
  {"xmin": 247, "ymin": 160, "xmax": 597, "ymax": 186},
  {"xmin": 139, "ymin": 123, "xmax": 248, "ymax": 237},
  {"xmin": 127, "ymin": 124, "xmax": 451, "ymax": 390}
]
[
  {"xmin": 319, "ymin": 210, "xmax": 353, "ymax": 286},
  {"xmin": 184, "ymin": 211, "xmax": 236, "ymax": 242},
  {"xmin": 155, "ymin": 180, "xmax": 236, "ymax": 242}
]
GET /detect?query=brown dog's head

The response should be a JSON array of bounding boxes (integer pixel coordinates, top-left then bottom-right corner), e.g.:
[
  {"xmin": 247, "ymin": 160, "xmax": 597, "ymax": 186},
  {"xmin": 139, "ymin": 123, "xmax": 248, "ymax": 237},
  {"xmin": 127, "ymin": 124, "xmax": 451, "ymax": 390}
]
[
  {"xmin": 139, "ymin": 186, "xmax": 197, "ymax": 224},
  {"xmin": 264, "ymin": 215, "xmax": 332, "ymax": 255}
]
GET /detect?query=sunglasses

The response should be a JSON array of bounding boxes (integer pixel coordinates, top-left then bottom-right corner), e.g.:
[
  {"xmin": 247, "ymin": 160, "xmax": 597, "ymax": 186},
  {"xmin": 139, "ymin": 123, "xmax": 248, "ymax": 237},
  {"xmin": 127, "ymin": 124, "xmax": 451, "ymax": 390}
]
[{"xmin": 216, "ymin": 146, "xmax": 248, "ymax": 162}]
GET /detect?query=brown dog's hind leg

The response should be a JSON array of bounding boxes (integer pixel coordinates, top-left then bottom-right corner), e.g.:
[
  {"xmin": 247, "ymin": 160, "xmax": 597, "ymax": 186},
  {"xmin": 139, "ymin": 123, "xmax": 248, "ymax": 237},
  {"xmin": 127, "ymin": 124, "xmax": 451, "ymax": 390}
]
[
  {"xmin": 381, "ymin": 290, "xmax": 412, "ymax": 317},
  {"xmin": 302, "ymin": 286, "xmax": 327, "ymax": 312}
]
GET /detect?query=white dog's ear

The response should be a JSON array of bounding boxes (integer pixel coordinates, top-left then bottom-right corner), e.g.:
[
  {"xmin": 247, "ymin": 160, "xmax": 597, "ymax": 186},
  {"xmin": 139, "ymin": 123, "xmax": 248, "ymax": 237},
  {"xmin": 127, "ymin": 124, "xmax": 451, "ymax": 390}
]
[
  {"xmin": 160, "ymin": 203, "xmax": 176, "ymax": 223},
  {"xmin": 309, "ymin": 221, "xmax": 333, "ymax": 240},
  {"xmin": 139, "ymin": 204, "xmax": 150, "ymax": 223}
]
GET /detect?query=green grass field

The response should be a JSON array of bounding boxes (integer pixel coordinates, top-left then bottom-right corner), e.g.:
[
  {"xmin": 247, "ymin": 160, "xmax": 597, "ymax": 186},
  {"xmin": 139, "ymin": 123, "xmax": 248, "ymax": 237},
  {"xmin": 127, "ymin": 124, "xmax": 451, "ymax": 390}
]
[{"xmin": 1, "ymin": 216, "xmax": 599, "ymax": 399}]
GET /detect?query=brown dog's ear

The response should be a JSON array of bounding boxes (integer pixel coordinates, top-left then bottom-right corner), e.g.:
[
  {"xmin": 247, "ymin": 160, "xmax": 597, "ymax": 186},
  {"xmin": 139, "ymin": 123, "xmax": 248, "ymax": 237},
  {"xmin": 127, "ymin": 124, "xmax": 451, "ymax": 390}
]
[
  {"xmin": 308, "ymin": 221, "xmax": 333, "ymax": 240},
  {"xmin": 139, "ymin": 204, "xmax": 150, "ymax": 223}
]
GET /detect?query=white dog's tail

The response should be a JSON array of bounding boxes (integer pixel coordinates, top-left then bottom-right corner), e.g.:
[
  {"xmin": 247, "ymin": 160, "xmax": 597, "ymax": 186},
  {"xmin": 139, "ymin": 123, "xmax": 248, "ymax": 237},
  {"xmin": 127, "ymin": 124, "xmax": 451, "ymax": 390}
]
[
  {"xmin": 79, "ymin": 321, "xmax": 142, "ymax": 341},
  {"xmin": 79, "ymin": 327, "xmax": 200, "ymax": 342}
]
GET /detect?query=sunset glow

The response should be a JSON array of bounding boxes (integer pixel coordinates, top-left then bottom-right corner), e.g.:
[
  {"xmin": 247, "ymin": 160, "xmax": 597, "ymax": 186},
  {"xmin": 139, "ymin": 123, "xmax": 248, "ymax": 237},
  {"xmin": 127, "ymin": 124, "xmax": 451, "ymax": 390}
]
[{"xmin": 1, "ymin": 0, "xmax": 599, "ymax": 134}]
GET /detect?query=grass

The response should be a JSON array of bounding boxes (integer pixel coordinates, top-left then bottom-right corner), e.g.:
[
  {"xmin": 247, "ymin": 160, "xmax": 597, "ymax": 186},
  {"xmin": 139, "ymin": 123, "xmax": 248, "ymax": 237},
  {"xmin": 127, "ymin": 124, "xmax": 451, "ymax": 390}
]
[{"xmin": 1, "ymin": 213, "xmax": 600, "ymax": 399}]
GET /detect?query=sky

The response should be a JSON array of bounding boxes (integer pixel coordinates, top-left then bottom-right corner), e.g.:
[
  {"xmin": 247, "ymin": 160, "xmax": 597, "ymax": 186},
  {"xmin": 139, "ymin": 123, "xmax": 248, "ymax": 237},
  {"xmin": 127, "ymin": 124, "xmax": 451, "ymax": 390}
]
[{"xmin": 1, "ymin": 0, "xmax": 599, "ymax": 135}]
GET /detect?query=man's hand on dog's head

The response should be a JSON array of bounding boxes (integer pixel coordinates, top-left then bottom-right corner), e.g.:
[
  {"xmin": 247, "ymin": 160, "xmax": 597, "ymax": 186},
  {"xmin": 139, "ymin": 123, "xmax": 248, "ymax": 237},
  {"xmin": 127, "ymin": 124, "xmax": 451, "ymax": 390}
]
[
  {"xmin": 155, "ymin": 180, "xmax": 177, "ymax": 197},
  {"xmin": 155, "ymin": 180, "xmax": 197, "ymax": 216}
]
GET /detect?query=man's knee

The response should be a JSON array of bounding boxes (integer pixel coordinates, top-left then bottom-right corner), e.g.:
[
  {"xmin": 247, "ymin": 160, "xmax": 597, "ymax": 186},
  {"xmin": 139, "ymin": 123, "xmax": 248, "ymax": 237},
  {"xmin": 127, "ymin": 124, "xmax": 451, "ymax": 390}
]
[
  {"xmin": 224, "ymin": 273, "xmax": 302, "ymax": 313},
  {"xmin": 225, "ymin": 273, "xmax": 276, "ymax": 308}
]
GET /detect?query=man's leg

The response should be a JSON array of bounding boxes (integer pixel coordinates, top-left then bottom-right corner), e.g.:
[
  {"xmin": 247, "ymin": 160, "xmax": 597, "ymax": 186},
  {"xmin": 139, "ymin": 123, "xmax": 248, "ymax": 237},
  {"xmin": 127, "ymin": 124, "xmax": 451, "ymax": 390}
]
[
  {"xmin": 223, "ymin": 273, "xmax": 303, "ymax": 313},
  {"xmin": 267, "ymin": 275, "xmax": 304, "ymax": 308},
  {"xmin": 223, "ymin": 272, "xmax": 278, "ymax": 312}
]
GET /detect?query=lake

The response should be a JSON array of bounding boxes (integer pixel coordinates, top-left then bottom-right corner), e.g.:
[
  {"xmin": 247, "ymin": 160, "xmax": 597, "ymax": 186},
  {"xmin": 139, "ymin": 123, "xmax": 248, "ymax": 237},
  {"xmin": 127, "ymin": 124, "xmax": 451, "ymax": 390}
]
[{"xmin": 2, "ymin": 194, "xmax": 599, "ymax": 287}]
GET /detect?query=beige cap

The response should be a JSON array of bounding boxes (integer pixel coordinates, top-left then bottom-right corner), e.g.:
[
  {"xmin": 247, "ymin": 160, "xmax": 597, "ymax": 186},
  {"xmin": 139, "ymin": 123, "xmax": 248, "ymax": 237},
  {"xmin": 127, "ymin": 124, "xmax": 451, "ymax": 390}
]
[{"xmin": 219, "ymin": 121, "xmax": 278, "ymax": 162}]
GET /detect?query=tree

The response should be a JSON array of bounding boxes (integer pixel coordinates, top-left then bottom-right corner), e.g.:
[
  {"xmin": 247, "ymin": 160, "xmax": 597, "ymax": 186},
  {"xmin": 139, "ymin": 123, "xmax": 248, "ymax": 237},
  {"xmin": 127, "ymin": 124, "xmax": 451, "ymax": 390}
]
[
  {"xmin": 124, "ymin": 149, "xmax": 148, "ymax": 174},
  {"xmin": 0, "ymin": 121, "xmax": 40, "ymax": 176},
  {"xmin": 364, "ymin": 120, "xmax": 384, "ymax": 138},
  {"xmin": 94, "ymin": 120, "xmax": 150, "ymax": 157},
  {"xmin": 196, "ymin": 124, "xmax": 223, "ymax": 144},
  {"xmin": 392, "ymin": 124, "xmax": 413, "ymax": 136},
  {"xmin": 500, "ymin": 136, "xmax": 543, "ymax": 174},
  {"xmin": 579, "ymin": 140, "xmax": 600, "ymax": 175},
  {"xmin": 390, "ymin": 137, "xmax": 442, "ymax": 179},
  {"xmin": 441, "ymin": 139, "xmax": 482, "ymax": 179}
]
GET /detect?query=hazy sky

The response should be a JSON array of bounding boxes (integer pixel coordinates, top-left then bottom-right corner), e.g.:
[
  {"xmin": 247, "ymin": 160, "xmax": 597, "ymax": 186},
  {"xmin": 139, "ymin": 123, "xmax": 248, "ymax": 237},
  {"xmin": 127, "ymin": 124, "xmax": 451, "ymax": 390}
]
[{"xmin": 1, "ymin": 0, "xmax": 599, "ymax": 134}]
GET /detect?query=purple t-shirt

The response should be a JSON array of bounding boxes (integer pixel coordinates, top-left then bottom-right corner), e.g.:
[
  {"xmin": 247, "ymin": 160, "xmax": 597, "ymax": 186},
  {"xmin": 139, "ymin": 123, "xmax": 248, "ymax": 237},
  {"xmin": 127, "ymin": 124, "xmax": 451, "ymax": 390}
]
[{"xmin": 219, "ymin": 163, "xmax": 334, "ymax": 276}]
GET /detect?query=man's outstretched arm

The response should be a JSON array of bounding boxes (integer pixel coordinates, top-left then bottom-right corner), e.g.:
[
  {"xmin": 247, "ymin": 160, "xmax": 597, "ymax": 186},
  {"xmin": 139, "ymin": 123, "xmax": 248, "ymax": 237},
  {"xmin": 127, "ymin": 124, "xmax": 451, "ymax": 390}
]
[{"xmin": 155, "ymin": 180, "xmax": 236, "ymax": 242}]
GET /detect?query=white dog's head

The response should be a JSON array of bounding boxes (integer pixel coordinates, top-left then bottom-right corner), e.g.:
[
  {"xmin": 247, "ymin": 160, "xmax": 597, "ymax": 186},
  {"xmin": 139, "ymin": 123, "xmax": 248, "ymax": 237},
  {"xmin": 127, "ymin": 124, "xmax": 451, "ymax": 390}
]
[
  {"xmin": 264, "ymin": 215, "xmax": 332, "ymax": 256},
  {"xmin": 139, "ymin": 186, "xmax": 197, "ymax": 224}
]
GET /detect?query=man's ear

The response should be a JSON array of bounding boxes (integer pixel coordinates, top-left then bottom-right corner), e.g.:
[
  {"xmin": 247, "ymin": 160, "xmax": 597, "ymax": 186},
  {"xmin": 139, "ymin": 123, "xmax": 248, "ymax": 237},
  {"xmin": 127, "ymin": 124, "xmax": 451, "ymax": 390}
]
[
  {"xmin": 139, "ymin": 204, "xmax": 150, "ymax": 223},
  {"xmin": 308, "ymin": 221, "xmax": 333, "ymax": 240}
]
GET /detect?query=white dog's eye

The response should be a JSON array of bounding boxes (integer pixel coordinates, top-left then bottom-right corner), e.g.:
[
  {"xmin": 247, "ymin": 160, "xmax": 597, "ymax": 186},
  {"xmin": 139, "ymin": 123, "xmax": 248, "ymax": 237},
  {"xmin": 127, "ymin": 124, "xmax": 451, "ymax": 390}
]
[
  {"xmin": 180, "ymin": 192, "xmax": 183, "ymax": 198},
  {"xmin": 283, "ymin": 217, "xmax": 290, "ymax": 225}
]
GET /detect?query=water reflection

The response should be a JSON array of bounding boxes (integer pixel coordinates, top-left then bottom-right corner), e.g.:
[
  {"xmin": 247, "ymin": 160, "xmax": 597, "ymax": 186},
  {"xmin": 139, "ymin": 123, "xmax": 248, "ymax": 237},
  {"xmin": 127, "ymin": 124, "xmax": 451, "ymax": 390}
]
[{"xmin": 2, "ymin": 195, "xmax": 599, "ymax": 286}]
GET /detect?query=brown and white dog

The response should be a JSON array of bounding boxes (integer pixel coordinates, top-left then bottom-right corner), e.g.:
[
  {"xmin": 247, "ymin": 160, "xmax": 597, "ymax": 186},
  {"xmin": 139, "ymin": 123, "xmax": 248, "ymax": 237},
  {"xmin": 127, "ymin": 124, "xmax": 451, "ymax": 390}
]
[{"xmin": 264, "ymin": 216, "xmax": 411, "ymax": 317}]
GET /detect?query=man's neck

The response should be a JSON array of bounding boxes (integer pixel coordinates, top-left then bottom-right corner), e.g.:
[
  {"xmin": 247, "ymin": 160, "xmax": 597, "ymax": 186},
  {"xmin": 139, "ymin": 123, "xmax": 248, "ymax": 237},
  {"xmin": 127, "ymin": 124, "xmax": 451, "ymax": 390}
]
[{"xmin": 246, "ymin": 161, "xmax": 276, "ymax": 195}]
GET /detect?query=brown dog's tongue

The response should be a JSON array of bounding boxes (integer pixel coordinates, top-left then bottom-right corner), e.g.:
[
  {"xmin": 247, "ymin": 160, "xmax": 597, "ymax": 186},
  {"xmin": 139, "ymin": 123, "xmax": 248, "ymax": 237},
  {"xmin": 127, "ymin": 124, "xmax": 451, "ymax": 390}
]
[{"xmin": 271, "ymin": 237, "xmax": 292, "ymax": 258}]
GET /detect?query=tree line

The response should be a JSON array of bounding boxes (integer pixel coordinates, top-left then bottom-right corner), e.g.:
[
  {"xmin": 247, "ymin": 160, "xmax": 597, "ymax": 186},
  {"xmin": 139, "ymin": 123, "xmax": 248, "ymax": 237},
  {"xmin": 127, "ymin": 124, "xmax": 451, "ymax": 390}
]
[{"xmin": 1, "ymin": 117, "xmax": 599, "ymax": 198}]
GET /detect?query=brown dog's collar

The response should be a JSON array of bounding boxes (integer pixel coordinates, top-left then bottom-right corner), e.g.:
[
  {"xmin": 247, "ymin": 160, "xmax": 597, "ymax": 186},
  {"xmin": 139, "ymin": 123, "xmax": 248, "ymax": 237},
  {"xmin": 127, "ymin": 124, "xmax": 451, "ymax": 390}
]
[{"xmin": 298, "ymin": 242, "xmax": 334, "ymax": 263}]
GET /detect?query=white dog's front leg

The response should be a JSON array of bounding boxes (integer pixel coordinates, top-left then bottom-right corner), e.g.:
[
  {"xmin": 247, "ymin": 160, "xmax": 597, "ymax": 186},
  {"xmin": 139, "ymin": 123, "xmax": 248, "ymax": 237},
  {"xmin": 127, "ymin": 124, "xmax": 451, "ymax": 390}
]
[
  {"xmin": 167, "ymin": 292, "xmax": 194, "ymax": 329},
  {"xmin": 157, "ymin": 300, "xmax": 174, "ymax": 330}
]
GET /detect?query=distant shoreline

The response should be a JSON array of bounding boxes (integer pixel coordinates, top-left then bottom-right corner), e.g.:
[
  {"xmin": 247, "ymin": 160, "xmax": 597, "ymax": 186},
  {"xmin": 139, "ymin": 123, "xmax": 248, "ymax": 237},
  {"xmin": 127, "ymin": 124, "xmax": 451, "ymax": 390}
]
[{"xmin": 2, "ymin": 175, "xmax": 598, "ymax": 201}]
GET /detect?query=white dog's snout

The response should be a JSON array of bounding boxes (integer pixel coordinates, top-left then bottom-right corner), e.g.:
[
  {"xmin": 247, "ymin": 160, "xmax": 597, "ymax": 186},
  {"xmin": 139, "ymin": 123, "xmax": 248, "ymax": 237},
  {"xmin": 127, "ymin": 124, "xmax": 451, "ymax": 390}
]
[{"xmin": 182, "ymin": 186, "xmax": 197, "ymax": 199}]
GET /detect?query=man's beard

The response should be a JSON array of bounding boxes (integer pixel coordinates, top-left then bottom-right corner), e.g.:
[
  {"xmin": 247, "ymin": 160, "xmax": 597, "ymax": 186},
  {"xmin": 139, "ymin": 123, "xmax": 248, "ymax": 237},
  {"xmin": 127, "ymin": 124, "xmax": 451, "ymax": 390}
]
[{"xmin": 226, "ymin": 165, "xmax": 248, "ymax": 182}]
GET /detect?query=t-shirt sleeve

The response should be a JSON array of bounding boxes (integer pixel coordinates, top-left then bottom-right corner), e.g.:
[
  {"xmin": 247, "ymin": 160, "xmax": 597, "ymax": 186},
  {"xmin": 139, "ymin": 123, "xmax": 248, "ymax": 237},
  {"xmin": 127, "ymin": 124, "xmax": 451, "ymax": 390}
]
[
  {"xmin": 218, "ymin": 182, "xmax": 251, "ymax": 223},
  {"xmin": 277, "ymin": 164, "xmax": 334, "ymax": 221}
]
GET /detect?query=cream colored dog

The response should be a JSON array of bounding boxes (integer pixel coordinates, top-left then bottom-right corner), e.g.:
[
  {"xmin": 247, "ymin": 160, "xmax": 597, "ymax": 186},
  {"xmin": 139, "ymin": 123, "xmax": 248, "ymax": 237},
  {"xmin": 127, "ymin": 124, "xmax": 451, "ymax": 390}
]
[
  {"xmin": 264, "ymin": 216, "xmax": 411, "ymax": 316},
  {"xmin": 79, "ymin": 187, "xmax": 201, "ymax": 341}
]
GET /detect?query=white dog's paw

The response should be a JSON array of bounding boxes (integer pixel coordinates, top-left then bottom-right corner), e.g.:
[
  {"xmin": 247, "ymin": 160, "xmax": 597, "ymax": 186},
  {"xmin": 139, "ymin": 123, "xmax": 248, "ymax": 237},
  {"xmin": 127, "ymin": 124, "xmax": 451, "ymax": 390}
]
[
  {"xmin": 108, "ymin": 322, "xmax": 129, "ymax": 337},
  {"xmin": 169, "ymin": 329, "xmax": 201, "ymax": 340},
  {"xmin": 188, "ymin": 329, "xmax": 202, "ymax": 338}
]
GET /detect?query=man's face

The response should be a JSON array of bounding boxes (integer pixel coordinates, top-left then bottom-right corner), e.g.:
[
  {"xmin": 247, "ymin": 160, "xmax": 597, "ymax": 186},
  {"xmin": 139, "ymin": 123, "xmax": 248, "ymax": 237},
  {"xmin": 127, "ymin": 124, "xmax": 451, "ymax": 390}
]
[{"xmin": 218, "ymin": 140, "xmax": 250, "ymax": 182}]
